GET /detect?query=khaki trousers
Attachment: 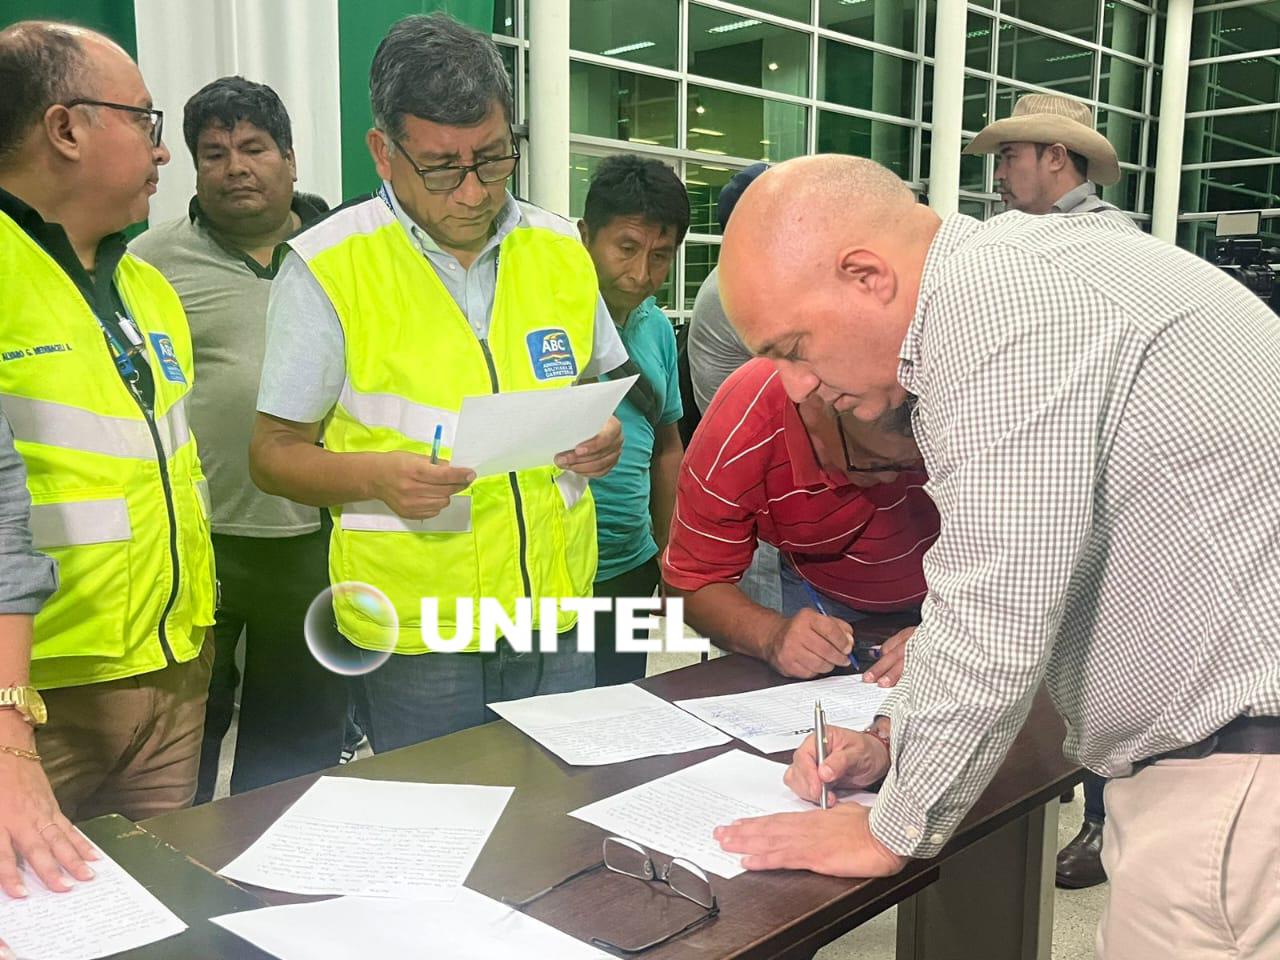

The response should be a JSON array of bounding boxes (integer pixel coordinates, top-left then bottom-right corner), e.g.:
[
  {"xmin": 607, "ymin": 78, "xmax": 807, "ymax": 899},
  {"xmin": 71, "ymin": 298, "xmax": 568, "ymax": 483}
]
[
  {"xmin": 37, "ymin": 637, "xmax": 214, "ymax": 823},
  {"xmin": 1098, "ymin": 753, "xmax": 1280, "ymax": 959}
]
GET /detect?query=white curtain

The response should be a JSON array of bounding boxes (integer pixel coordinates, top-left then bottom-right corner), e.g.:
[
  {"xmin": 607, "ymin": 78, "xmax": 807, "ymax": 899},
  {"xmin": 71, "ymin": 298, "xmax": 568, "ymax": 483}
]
[{"xmin": 134, "ymin": 0, "xmax": 343, "ymax": 226}]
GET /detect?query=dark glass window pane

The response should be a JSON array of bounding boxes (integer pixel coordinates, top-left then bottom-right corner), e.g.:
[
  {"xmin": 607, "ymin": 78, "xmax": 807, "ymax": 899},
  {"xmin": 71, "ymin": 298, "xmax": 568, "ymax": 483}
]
[
  {"xmin": 685, "ymin": 162, "xmax": 744, "ymax": 235},
  {"xmin": 816, "ymin": 111, "xmax": 913, "ymax": 180},
  {"xmin": 958, "ymin": 197, "xmax": 989, "ymax": 219},
  {"xmin": 961, "ymin": 151, "xmax": 986, "ymax": 192},
  {"xmin": 714, "ymin": 0, "xmax": 810, "ymax": 25},
  {"xmin": 998, "ymin": 25, "xmax": 1095, "ymax": 99},
  {"xmin": 1188, "ymin": 58, "xmax": 1280, "ymax": 114},
  {"xmin": 684, "ymin": 244, "xmax": 722, "ymax": 310},
  {"xmin": 1102, "ymin": 170, "xmax": 1141, "ymax": 212},
  {"xmin": 818, "ymin": 39, "xmax": 915, "ymax": 119},
  {"xmin": 569, "ymin": 152, "xmax": 606, "ymax": 218},
  {"xmin": 818, "ymin": 0, "xmax": 916, "ymax": 53},
  {"xmin": 1192, "ymin": 5, "xmax": 1280, "ymax": 59},
  {"xmin": 1102, "ymin": 3, "xmax": 1149, "ymax": 58},
  {"xmin": 497, "ymin": 43, "xmax": 518, "ymax": 121},
  {"xmin": 1097, "ymin": 108, "xmax": 1143, "ymax": 165},
  {"xmin": 689, "ymin": 3, "xmax": 809, "ymax": 97},
  {"xmin": 687, "ymin": 85, "xmax": 806, "ymax": 162},
  {"xmin": 925, "ymin": 0, "xmax": 936, "ymax": 58},
  {"xmin": 571, "ymin": 0, "xmax": 678, "ymax": 70},
  {"xmin": 923, "ymin": 63, "xmax": 933, "ymax": 124},
  {"xmin": 1197, "ymin": 110, "xmax": 1280, "ymax": 164},
  {"xmin": 1100, "ymin": 55, "xmax": 1145, "ymax": 113},
  {"xmin": 1000, "ymin": 0, "xmax": 1099, "ymax": 43},
  {"xmin": 493, "ymin": 0, "xmax": 515, "ymax": 36},
  {"xmin": 570, "ymin": 61, "xmax": 679, "ymax": 147},
  {"xmin": 963, "ymin": 74, "xmax": 992, "ymax": 133},
  {"xmin": 967, "ymin": 13, "xmax": 994, "ymax": 71},
  {"xmin": 1181, "ymin": 164, "xmax": 1280, "ymax": 214}
]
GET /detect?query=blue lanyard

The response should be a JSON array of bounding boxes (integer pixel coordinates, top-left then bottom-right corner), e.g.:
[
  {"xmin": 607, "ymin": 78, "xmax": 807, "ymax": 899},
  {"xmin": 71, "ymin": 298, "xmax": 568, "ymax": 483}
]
[{"xmin": 97, "ymin": 309, "xmax": 147, "ymax": 385}]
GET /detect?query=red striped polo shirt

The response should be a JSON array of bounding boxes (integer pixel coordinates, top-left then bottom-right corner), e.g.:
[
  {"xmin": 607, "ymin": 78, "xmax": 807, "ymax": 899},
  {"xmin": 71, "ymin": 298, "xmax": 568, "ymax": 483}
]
[{"xmin": 662, "ymin": 358, "xmax": 938, "ymax": 612}]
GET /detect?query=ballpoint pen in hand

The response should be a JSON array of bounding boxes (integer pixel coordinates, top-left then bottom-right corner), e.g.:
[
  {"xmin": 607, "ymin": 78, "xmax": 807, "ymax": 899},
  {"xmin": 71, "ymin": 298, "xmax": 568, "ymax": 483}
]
[
  {"xmin": 814, "ymin": 699, "xmax": 829, "ymax": 810},
  {"xmin": 800, "ymin": 579, "xmax": 858, "ymax": 669},
  {"xmin": 430, "ymin": 423, "xmax": 443, "ymax": 465}
]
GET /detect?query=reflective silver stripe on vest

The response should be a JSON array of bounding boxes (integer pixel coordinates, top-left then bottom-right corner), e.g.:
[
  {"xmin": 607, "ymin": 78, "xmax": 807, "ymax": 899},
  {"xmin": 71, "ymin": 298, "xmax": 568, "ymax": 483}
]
[
  {"xmin": 29, "ymin": 498, "xmax": 132, "ymax": 549},
  {"xmin": 338, "ymin": 383, "xmax": 458, "ymax": 446},
  {"xmin": 340, "ymin": 497, "xmax": 472, "ymax": 534},
  {"xmin": 1, "ymin": 393, "xmax": 191, "ymax": 460},
  {"xmin": 196, "ymin": 477, "xmax": 211, "ymax": 517}
]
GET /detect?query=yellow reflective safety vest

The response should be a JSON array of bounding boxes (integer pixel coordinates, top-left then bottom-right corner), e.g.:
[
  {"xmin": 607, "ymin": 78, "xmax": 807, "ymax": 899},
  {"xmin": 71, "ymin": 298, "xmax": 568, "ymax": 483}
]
[
  {"xmin": 287, "ymin": 194, "xmax": 599, "ymax": 654},
  {"xmin": 0, "ymin": 211, "xmax": 216, "ymax": 690}
]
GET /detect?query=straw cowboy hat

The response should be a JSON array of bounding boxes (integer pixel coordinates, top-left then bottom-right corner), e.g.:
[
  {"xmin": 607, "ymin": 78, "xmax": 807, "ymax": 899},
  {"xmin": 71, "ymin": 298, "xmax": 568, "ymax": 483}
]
[{"xmin": 963, "ymin": 93, "xmax": 1120, "ymax": 186}]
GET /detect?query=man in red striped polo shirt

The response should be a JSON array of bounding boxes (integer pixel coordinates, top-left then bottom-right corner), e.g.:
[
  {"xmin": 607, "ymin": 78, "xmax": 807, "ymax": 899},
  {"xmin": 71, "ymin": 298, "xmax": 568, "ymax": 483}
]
[{"xmin": 662, "ymin": 357, "xmax": 938, "ymax": 680}]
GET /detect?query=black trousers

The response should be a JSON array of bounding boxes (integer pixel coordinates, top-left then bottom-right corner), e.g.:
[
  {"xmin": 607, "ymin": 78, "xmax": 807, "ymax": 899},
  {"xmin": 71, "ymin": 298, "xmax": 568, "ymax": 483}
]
[
  {"xmin": 1084, "ymin": 769, "xmax": 1107, "ymax": 823},
  {"xmin": 195, "ymin": 529, "xmax": 347, "ymax": 801},
  {"xmin": 591, "ymin": 555, "xmax": 661, "ymax": 687}
]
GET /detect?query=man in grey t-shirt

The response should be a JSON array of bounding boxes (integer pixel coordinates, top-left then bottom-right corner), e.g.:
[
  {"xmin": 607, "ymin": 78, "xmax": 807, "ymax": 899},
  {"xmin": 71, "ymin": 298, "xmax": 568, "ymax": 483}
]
[
  {"xmin": 686, "ymin": 163, "xmax": 780, "ymax": 614},
  {"xmin": 130, "ymin": 77, "xmax": 346, "ymax": 800}
]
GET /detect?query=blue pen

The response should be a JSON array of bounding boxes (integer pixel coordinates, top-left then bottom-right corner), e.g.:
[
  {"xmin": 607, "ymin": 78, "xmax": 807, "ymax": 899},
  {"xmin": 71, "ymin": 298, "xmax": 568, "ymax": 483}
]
[
  {"xmin": 799, "ymin": 579, "xmax": 858, "ymax": 668},
  {"xmin": 430, "ymin": 424, "xmax": 443, "ymax": 465},
  {"xmin": 798, "ymin": 578, "xmax": 880, "ymax": 670}
]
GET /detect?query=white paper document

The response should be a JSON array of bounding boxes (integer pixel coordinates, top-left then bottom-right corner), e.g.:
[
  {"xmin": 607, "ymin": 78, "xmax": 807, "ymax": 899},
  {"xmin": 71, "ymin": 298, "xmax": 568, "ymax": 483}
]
[
  {"xmin": 219, "ymin": 777, "xmax": 513, "ymax": 900},
  {"xmin": 449, "ymin": 376, "xmax": 637, "ymax": 477},
  {"xmin": 676, "ymin": 674, "xmax": 892, "ymax": 755},
  {"xmin": 211, "ymin": 888, "xmax": 611, "ymax": 960},
  {"xmin": 570, "ymin": 749, "xmax": 875, "ymax": 879},
  {"xmin": 490, "ymin": 683, "xmax": 730, "ymax": 765},
  {"xmin": 0, "ymin": 843, "xmax": 185, "ymax": 960}
]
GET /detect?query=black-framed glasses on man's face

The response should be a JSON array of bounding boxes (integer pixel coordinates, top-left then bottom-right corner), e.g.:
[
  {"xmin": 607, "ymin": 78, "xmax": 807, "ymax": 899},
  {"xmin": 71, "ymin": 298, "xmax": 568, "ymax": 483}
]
[
  {"xmin": 65, "ymin": 99, "xmax": 164, "ymax": 148},
  {"xmin": 504, "ymin": 836, "xmax": 718, "ymax": 955},
  {"xmin": 838, "ymin": 414, "xmax": 920, "ymax": 475},
  {"xmin": 389, "ymin": 131, "xmax": 520, "ymax": 193}
]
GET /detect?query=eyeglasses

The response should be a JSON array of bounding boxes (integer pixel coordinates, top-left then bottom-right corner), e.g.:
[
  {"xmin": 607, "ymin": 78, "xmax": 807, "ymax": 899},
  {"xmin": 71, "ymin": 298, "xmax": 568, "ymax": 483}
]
[
  {"xmin": 505, "ymin": 836, "xmax": 718, "ymax": 955},
  {"xmin": 65, "ymin": 99, "xmax": 164, "ymax": 148},
  {"xmin": 390, "ymin": 132, "xmax": 519, "ymax": 193},
  {"xmin": 838, "ymin": 414, "xmax": 921, "ymax": 475}
]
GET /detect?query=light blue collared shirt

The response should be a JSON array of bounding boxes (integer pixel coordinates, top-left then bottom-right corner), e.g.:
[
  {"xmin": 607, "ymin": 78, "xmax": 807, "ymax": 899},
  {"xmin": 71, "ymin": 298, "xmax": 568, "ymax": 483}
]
[{"xmin": 258, "ymin": 184, "xmax": 626, "ymax": 424}]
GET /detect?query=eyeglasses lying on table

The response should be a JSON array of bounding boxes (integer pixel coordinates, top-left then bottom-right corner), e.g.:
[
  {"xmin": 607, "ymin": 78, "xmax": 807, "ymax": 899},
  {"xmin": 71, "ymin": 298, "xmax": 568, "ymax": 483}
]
[{"xmin": 504, "ymin": 836, "xmax": 719, "ymax": 955}]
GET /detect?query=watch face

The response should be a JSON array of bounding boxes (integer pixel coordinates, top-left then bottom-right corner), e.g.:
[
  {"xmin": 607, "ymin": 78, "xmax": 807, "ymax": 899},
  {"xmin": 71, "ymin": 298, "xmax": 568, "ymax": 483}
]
[{"xmin": 28, "ymin": 693, "xmax": 47, "ymax": 726}]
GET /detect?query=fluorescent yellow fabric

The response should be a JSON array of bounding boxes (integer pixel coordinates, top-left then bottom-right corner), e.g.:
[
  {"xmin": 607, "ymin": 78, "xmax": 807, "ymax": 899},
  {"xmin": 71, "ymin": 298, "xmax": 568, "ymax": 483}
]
[
  {"xmin": 0, "ymin": 212, "xmax": 215, "ymax": 689},
  {"xmin": 289, "ymin": 197, "xmax": 599, "ymax": 653}
]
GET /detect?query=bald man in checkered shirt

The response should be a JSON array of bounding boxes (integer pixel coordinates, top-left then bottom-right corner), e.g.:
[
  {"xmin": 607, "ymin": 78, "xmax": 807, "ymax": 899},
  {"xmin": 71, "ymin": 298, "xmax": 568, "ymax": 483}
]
[{"xmin": 711, "ymin": 155, "xmax": 1280, "ymax": 960}]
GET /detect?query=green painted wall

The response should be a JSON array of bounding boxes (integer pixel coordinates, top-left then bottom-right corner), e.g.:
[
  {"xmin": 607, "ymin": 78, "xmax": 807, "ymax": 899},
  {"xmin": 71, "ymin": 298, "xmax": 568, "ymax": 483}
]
[
  {"xmin": 338, "ymin": 0, "xmax": 495, "ymax": 201},
  {"xmin": 1, "ymin": 0, "xmax": 136, "ymax": 54}
]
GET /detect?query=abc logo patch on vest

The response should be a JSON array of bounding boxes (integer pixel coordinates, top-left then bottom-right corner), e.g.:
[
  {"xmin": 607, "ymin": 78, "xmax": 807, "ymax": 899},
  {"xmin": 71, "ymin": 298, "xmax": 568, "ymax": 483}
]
[
  {"xmin": 526, "ymin": 328, "xmax": 578, "ymax": 381},
  {"xmin": 149, "ymin": 332, "xmax": 187, "ymax": 384}
]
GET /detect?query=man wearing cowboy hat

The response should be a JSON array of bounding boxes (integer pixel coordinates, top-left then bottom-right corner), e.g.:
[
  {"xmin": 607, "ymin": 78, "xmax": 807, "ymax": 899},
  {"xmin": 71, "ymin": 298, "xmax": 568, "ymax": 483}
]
[
  {"xmin": 965, "ymin": 92, "xmax": 1133, "ymax": 223},
  {"xmin": 965, "ymin": 90, "xmax": 1134, "ymax": 893}
]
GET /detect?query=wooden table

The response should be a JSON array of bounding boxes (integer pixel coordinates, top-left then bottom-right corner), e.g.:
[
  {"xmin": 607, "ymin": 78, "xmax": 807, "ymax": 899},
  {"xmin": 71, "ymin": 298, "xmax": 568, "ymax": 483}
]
[{"xmin": 133, "ymin": 615, "xmax": 1079, "ymax": 959}]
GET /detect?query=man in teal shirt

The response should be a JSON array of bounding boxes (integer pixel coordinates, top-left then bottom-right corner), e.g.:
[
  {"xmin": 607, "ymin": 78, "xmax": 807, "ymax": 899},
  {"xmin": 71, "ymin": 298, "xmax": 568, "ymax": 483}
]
[{"xmin": 579, "ymin": 155, "xmax": 689, "ymax": 685}]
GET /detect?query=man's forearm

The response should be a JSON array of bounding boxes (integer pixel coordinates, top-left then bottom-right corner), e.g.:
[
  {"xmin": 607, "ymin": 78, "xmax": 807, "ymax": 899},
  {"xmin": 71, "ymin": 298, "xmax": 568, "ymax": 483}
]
[
  {"xmin": 675, "ymin": 582, "xmax": 785, "ymax": 660},
  {"xmin": 250, "ymin": 430, "xmax": 380, "ymax": 508}
]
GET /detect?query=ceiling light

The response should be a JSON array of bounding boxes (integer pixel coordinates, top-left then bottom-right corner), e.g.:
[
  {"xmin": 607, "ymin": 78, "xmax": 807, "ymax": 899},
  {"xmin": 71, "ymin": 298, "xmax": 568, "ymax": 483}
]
[
  {"xmin": 689, "ymin": 127, "xmax": 725, "ymax": 136},
  {"xmin": 695, "ymin": 104, "xmax": 706, "ymax": 114},
  {"xmin": 696, "ymin": 147, "xmax": 728, "ymax": 155},
  {"xmin": 768, "ymin": 62, "xmax": 779, "ymax": 71},
  {"xmin": 601, "ymin": 40, "xmax": 656, "ymax": 56},
  {"xmin": 629, "ymin": 137, "xmax": 660, "ymax": 145},
  {"xmin": 707, "ymin": 18, "xmax": 761, "ymax": 34},
  {"xmin": 759, "ymin": 138, "xmax": 771, "ymax": 145}
]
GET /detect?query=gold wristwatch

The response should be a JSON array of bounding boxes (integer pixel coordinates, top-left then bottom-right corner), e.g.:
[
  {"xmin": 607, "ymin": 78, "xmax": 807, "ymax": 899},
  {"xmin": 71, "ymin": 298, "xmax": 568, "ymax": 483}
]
[{"xmin": 0, "ymin": 685, "xmax": 47, "ymax": 727}]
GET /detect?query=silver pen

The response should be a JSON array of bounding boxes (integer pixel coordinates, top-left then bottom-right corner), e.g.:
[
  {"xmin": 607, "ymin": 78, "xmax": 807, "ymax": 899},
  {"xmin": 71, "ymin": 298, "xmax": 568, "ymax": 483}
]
[{"xmin": 814, "ymin": 699, "xmax": 829, "ymax": 810}]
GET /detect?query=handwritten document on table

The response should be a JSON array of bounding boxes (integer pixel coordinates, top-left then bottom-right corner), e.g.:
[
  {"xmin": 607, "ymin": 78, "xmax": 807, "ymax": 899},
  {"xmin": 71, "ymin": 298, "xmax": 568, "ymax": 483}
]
[
  {"xmin": 490, "ymin": 683, "xmax": 730, "ymax": 765},
  {"xmin": 219, "ymin": 777, "xmax": 513, "ymax": 899},
  {"xmin": 0, "ymin": 842, "xmax": 185, "ymax": 960},
  {"xmin": 570, "ymin": 749, "xmax": 874, "ymax": 879},
  {"xmin": 675, "ymin": 675, "xmax": 891, "ymax": 755}
]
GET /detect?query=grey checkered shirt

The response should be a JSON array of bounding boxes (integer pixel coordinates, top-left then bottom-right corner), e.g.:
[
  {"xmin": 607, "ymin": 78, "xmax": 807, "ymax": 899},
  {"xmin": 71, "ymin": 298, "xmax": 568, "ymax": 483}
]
[{"xmin": 868, "ymin": 212, "xmax": 1280, "ymax": 858}]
